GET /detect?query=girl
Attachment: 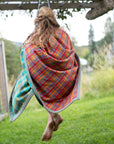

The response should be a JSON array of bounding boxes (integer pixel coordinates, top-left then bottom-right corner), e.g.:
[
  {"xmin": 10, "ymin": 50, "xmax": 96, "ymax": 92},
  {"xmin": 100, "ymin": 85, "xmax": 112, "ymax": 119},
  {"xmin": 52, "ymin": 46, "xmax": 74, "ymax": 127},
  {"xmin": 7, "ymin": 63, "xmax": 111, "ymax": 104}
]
[{"xmin": 9, "ymin": 6, "xmax": 81, "ymax": 141}]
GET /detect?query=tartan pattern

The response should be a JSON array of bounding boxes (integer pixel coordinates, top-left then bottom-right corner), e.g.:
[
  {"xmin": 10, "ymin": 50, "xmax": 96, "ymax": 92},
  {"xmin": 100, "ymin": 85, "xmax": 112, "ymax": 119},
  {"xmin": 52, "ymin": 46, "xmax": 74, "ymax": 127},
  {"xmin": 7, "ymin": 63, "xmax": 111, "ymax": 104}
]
[
  {"xmin": 9, "ymin": 28, "xmax": 80, "ymax": 122},
  {"xmin": 25, "ymin": 28, "xmax": 80, "ymax": 112},
  {"xmin": 9, "ymin": 69, "xmax": 34, "ymax": 122}
]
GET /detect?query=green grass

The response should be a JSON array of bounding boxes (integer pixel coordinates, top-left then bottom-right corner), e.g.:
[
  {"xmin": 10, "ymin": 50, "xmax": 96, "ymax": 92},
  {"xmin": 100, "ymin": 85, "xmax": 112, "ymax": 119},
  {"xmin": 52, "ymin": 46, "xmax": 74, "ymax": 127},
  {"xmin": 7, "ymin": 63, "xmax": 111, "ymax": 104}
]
[
  {"xmin": 0, "ymin": 69, "xmax": 114, "ymax": 144},
  {"xmin": 81, "ymin": 68, "xmax": 114, "ymax": 99},
  {"xmin": 0, "ymin": 93, "xmax": 114, "ymax": 144}
]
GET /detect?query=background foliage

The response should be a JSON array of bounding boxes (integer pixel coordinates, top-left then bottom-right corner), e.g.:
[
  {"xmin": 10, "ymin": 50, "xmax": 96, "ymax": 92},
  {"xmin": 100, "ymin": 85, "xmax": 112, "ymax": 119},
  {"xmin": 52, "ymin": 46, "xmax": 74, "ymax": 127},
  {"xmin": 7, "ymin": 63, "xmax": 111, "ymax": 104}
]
[
  {"xmin": 0, "ymin": 38, "xmax": 21, "ymax": 82},
  {"xmin": 0, "ymin": 67, "xmax": 114, "ymax": 144},
  {"xmin": 87, "ymin": 17, "xmax": 114, "ymax": 69},
  {"xmin": 0, "ymin": 9, "xmax": 114, "ymax": 143}
]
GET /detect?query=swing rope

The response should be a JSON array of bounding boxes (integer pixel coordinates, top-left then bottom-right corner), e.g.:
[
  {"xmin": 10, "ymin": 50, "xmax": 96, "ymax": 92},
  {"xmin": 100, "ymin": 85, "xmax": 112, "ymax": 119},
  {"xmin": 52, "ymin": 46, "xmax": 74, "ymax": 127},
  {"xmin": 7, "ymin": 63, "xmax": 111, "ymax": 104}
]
[{"xmin": 36, "ymin": 0, "xmax": 50, "ymax": 17}]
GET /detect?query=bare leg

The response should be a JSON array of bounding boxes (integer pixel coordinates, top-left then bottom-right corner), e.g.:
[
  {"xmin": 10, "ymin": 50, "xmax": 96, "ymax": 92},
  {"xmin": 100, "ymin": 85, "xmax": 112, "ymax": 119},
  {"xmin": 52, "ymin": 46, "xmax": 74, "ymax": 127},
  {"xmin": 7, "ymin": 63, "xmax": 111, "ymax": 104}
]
[
  {"xmin": 41, "ymin": 112, "xmax": 63, "ymax": 141},
  {"xmin": 41, "ymin": 112, "xmax": 54, "ymax": 141}
]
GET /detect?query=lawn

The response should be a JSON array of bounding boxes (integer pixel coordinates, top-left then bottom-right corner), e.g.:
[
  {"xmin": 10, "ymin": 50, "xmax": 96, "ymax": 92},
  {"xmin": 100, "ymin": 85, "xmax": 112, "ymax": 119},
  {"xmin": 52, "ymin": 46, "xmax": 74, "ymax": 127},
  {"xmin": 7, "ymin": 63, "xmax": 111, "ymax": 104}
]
[
  {"xmin": 0, "ymin": 93, "xmax": 114, "ymax": 144},
  {"xmin": 0, "ymin": 69, "xmax": 114, "ymax": 144}
]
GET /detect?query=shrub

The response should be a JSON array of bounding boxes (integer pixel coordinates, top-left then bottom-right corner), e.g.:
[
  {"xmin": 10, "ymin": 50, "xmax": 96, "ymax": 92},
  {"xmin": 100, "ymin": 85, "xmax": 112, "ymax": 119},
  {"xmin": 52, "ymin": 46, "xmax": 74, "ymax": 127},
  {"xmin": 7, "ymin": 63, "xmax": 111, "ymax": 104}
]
[{"xmin": 81, "ymin": 68, "xmax": 114, "ymax": 99}]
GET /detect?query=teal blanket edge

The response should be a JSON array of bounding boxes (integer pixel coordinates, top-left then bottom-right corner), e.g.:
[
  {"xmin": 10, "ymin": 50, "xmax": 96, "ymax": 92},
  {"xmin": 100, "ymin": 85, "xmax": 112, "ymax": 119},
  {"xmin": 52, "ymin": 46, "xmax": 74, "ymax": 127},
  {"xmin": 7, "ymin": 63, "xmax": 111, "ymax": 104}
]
[{"xmin": 9, "ymin": 47, "xmax": 81, "ymax": 122}]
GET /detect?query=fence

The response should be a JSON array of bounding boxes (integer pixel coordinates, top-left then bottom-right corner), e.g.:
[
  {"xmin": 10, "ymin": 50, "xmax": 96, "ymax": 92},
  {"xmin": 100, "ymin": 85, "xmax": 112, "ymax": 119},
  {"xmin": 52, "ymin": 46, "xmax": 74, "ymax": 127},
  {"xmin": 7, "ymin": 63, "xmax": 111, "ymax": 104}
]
[{"xmin": 0, "ymin": 41, "xmax": 8, "ymax": 115}]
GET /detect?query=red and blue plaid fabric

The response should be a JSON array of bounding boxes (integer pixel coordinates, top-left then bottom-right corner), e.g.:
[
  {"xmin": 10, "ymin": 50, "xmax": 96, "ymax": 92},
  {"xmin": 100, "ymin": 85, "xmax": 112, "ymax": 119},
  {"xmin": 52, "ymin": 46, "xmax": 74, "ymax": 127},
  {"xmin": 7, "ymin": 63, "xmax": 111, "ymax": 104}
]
[{"xmin": 25, "ymin": 28, "xmax": 81, "ymax": 112}]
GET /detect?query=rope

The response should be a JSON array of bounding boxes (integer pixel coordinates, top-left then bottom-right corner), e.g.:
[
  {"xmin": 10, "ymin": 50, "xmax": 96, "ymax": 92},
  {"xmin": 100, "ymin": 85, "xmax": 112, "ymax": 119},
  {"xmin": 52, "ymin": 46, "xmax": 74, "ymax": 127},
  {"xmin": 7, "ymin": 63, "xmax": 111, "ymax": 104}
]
[
  {"xmin": 47, "ymin": 0, "xmax": 50, "ymax": 8},
  {"xmin": 36, "ymin": 0, "xmax": 50, "ymax": 17}
]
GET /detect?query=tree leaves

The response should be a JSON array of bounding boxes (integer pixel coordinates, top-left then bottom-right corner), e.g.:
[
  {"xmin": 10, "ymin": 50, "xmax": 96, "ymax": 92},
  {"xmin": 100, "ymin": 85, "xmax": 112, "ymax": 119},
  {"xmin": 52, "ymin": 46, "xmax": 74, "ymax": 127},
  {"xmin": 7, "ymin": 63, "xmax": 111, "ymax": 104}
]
[{"xmin": 0, "ymin": 38, "xmax": 21, "ymax": 82}]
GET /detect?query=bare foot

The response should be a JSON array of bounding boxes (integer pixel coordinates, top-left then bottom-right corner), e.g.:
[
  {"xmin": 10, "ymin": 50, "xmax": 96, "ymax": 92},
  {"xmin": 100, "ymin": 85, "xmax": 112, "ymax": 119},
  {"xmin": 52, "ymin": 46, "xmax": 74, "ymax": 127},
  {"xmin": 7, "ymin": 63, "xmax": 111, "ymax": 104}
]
[
  {"xmin": 41, "ymin": 120, "xmax": 54, "ymax": 141},
  {"xmin": 41, "ymin": 112, "xmax": 63, "ymax": 141},
  {"xmin": 52, "ymin": 113, "xmax": 63, "ymax": 131}
]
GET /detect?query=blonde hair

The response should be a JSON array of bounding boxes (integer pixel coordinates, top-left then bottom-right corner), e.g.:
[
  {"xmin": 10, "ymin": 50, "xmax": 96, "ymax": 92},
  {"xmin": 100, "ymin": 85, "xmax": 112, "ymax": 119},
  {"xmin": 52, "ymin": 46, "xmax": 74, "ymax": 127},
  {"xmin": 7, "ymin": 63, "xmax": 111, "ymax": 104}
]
[{"xmin": 23, "ymin": 6, "xmax": 60, "ymax": 47}]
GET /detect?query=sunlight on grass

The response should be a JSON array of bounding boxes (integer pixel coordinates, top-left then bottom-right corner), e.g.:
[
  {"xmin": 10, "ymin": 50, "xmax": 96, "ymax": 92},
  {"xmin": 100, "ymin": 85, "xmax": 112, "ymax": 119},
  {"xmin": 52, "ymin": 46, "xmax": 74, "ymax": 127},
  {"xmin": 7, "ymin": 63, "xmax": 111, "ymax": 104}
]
[
  {"xmin": 0, "ymin": 95, "xmax": 113, "ymax": 144},
  {"xmin": 0, "ymin": 69, "xmax": 114, "ymax": 144}
]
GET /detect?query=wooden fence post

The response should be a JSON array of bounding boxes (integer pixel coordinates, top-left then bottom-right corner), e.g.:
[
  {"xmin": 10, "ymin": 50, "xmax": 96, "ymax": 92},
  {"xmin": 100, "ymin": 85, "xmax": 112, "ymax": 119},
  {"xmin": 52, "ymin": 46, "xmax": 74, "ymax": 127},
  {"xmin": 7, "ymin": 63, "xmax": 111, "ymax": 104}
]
[{"xmin": 0, "ymin": 41, "xmax": 8, "ymax": 113}]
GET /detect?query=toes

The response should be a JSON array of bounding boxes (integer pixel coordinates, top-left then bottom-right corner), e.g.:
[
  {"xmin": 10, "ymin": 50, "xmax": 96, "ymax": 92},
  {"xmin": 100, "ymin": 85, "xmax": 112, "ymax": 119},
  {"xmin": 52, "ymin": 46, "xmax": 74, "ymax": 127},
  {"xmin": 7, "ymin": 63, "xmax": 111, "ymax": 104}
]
[
  {"xmin": 41, "ymin": 121, "xmax": 54, "ymax": 141},
  {"xmin": 41, "ymin": 134, "xmax": 52, "ymax": 141}
]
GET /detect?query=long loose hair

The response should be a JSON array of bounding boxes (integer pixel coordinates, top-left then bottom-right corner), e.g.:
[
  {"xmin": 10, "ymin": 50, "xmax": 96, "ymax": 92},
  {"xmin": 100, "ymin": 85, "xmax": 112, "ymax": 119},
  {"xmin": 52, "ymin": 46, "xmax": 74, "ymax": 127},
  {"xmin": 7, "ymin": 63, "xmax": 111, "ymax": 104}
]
[{"xmin": 23, "ymin": 6, "xmax": 60, "ymax": 47}]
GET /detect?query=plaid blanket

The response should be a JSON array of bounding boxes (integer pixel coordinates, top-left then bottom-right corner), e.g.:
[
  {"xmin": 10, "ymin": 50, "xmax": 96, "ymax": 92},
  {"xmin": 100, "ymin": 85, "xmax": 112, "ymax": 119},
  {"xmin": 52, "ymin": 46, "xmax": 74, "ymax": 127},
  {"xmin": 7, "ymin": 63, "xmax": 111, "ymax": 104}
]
[
  {"xmin": 9, "ymin": 48, "xmax": 34, "ymax": 122},
  {"xmin": 9, "ymin": 71, "xmax": 34, "ymax": 122},
  {"xmin": 25, "ymin": 28, "xmax": 81, "ymax": 112},
  {"xmin": 9, "ymin": 28, "xmax": 81, "ymax": 122}
]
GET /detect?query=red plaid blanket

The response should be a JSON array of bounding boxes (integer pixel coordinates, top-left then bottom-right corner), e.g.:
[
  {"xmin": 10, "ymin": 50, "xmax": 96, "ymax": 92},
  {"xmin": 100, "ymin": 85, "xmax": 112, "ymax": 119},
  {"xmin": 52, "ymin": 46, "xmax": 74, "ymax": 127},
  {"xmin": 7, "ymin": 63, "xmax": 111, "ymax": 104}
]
[{"xmin": 25, "ymin": 28, "xmax": 80, "ymax": 112}]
